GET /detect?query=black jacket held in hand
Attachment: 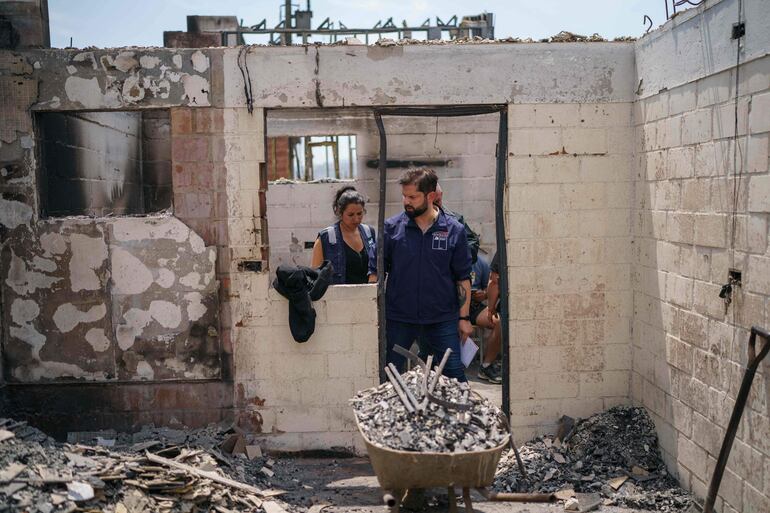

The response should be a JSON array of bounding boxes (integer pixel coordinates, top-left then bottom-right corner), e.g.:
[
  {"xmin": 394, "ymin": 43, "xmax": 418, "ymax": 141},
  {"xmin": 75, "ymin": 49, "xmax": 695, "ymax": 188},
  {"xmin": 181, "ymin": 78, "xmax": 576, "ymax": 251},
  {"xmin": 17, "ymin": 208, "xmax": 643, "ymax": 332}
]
[{"xmin": 272, "ymin": 261, "xmax": 333, "ymax": 342}]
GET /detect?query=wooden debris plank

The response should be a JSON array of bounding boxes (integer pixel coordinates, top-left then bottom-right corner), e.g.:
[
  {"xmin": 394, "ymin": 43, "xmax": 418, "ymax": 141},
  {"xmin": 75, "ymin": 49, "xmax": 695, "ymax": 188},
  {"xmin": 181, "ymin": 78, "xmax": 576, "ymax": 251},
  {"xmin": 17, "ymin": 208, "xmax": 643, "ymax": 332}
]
[
  {"xmin": 145, "ymin": 452, "xmax": 264, "ymax": 497},
  {"xmin": 0, "ymin": 463, "xmax": 26, "ymax": 483},
  {"xmin": 0, "ymin": 429, "xmax": 15, "ymax": 443}
]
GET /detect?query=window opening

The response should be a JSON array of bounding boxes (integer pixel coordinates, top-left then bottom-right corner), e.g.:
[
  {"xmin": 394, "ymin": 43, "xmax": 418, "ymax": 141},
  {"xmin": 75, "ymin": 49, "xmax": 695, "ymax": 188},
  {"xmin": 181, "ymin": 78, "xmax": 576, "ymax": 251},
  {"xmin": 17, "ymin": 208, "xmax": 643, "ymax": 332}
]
[{"xmin": 36, "ymin": 110, "xmax": 172, "ymax": 218}]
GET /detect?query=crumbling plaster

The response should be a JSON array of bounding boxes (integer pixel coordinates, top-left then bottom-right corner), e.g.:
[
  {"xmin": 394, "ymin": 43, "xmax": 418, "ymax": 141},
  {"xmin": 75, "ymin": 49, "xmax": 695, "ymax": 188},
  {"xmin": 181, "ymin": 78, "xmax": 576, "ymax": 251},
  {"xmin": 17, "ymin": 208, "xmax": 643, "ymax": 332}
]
[
  {"xmin": 222, "ymin": 43, "xmax": 635, "ymax": 108},
  {"xmin": 32, "ymin": 48, "xmax": 213, "ymax": 111},
  {"xmin": 1, "ymin": 216, "xmax": 220, "ymax": 382}
]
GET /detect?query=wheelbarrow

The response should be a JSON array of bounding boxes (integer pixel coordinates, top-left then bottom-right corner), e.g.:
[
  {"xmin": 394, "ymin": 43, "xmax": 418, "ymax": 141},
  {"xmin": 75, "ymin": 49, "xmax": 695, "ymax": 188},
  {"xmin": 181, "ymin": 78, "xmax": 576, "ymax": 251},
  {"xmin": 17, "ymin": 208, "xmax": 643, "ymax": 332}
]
[{"xmin": 356, "ymin": 412, "xmax": 554, "ymax": 512}]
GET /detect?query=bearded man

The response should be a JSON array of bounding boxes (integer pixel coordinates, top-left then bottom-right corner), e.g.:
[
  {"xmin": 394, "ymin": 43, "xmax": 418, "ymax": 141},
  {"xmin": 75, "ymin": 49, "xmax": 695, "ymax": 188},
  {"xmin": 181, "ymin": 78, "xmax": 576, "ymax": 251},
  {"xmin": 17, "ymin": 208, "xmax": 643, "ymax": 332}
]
[{"xmin": 371, "ymin": 167, "xmax": 472, "ymax": 381}]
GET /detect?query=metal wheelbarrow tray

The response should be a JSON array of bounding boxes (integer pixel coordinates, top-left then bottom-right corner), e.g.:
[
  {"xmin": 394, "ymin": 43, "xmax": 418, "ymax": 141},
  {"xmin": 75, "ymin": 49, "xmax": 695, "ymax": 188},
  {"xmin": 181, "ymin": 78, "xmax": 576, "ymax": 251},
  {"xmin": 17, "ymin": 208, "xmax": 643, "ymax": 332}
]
[{"xmin": 355, "ymin": 414, "xmax": 509, "ymax": 512}]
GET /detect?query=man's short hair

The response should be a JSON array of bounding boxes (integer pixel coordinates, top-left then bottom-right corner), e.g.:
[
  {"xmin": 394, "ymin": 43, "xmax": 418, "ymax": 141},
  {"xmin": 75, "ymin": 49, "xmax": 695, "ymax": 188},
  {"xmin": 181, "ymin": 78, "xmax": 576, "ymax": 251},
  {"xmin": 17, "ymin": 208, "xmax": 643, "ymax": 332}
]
[{"xmin": 398, "ymin": 167, "xmax": 438, "ymax": 195}]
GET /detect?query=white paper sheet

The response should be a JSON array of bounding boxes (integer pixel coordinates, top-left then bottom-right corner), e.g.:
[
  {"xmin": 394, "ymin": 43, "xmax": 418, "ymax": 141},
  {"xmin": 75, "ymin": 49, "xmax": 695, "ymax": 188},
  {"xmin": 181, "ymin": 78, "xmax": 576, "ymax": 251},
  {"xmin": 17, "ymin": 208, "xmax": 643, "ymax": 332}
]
[{"xmin": 460, "ymin": 337, "xmax": 479, "ymax": 368}]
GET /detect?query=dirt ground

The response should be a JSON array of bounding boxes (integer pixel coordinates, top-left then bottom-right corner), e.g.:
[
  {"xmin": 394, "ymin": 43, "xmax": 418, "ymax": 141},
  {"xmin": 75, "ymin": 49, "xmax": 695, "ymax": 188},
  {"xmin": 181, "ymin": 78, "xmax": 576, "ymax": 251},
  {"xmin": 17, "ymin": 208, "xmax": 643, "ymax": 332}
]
[{"xmin": 271, "ymin": 457, "xmax": 652, "ymax": 513}]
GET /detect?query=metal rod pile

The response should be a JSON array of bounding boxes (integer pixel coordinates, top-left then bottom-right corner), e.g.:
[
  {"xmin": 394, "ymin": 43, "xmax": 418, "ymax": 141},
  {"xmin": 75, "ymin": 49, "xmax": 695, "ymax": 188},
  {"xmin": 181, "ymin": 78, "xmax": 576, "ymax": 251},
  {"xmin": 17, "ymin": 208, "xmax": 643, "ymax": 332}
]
[{"xmin": 351, "ymin": 353, "xmax": 508, "ymax": 453}]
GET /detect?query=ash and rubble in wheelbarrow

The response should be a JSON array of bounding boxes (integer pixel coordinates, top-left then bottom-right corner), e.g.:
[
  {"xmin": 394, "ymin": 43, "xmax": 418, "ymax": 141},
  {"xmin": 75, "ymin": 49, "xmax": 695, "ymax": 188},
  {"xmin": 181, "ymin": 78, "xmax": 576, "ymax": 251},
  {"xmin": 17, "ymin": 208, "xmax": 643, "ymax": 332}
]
[
  {"xmin": 351, "ymin": 366, "xmax": 508, "ymax": 452},
  {"xmin": 494, "ymin": 406, "xmax": 694, "ymax": 511}
]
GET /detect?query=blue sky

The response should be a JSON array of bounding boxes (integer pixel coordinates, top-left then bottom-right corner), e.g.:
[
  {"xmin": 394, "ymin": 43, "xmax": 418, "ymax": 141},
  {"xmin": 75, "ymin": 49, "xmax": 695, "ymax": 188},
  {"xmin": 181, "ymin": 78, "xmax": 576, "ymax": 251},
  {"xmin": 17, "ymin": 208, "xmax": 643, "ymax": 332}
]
[{"xmin": 48, "ymin": 1, "xmax": 680, "ymax": 48}]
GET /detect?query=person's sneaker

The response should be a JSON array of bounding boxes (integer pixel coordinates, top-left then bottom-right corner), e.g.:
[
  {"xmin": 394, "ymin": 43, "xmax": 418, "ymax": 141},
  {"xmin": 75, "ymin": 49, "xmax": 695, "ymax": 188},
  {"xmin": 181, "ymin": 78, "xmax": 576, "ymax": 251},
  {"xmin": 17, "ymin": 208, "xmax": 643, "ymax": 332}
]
[{"xmin": 478, "ymin": 364, "xmax": 502, "ymax": 384}]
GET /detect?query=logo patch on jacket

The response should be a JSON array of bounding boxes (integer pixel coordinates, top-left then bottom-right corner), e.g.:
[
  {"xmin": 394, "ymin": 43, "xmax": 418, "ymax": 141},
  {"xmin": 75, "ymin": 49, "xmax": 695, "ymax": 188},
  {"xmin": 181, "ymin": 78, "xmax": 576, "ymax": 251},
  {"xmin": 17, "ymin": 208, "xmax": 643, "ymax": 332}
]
[{"xmin": 432, "ymin": 231, "xmax": 449, "ymax": 250}]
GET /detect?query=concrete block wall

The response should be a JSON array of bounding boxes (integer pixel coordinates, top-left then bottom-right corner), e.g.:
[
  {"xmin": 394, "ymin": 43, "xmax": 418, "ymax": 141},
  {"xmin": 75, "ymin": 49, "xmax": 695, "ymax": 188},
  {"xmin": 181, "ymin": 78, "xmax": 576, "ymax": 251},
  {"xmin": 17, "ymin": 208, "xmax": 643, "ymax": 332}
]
[
  {"xmin": 505, "ymin": 102, "xmax": 635, "ymax": 440},
  {"xmin": 232, "ymin": 282, "xmax": 378, "ymax": 452},
  {"xmin": 632, "ymin": 1, "xmax": 770, "ymax": 510},
  {"xmin": 356, "ymin": 114, "xmax": 499, "ymax": 257}
]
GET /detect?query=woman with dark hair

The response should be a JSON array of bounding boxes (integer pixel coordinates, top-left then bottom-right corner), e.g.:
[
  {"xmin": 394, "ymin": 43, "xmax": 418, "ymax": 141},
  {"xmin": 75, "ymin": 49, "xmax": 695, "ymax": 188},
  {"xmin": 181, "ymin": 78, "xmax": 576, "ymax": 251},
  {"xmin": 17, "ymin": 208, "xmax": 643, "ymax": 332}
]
[{"xmin": 311, "ymin": 185, "xmax": 376, "ymax": 284}]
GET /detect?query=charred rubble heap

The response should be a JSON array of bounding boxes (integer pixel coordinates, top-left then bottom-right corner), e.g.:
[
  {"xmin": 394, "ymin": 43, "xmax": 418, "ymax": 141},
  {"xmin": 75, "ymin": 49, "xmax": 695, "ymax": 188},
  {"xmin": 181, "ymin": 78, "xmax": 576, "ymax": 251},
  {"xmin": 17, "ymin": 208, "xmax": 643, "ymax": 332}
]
[
  {"xmin": 494, "ymin": 406, "xmax": 694, "ymax": 511},
  {"xmin": 351, "ymin": 366, "xmax": 508, "ymax": 452},
  {"xmin": 0, "ymin": 418, "xmax": 296, "ymax": 513}
]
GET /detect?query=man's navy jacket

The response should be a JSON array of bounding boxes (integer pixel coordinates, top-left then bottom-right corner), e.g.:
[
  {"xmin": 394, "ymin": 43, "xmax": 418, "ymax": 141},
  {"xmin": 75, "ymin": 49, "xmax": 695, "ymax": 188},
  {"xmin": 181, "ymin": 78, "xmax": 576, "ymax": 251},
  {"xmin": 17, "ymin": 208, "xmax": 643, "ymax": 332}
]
[{"xmin": 372, "ymin": 210, "xmax": 472, "ymax": 324}]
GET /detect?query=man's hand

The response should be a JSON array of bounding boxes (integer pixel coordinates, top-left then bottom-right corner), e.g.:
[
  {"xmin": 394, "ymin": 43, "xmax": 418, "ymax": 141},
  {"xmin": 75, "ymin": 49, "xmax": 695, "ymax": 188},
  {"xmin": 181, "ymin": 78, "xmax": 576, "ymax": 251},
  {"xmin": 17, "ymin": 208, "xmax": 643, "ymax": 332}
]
[
  {"xmin": 471, "ymin": 289, "xmax": 486, "ymax": 302},
  {"xmin": 458, "ymin": 319, "xmax": 473, "ymax": 342},
  {"xmin": 487, "ymin": 308, "xmax": 498, "ymax": 326}
]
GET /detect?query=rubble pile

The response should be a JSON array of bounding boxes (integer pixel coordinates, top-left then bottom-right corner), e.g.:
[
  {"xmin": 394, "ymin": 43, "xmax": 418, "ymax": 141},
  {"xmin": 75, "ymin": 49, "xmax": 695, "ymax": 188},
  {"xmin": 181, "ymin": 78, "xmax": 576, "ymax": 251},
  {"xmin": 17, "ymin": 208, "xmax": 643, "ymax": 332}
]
[
  {"xmin": 370, "ymin": 32, "xmax": 636, "ymax": 46},
  {"xmin": 0, "ymin": 418, "xmax": 293, "ymax": 513},
  {"xmin": 494, "ymin": 406, "xmax": 693, "ymax": 511},
  {"xmin": 351, "ymin": 367, "xmax": 508, "ymax": 452}
]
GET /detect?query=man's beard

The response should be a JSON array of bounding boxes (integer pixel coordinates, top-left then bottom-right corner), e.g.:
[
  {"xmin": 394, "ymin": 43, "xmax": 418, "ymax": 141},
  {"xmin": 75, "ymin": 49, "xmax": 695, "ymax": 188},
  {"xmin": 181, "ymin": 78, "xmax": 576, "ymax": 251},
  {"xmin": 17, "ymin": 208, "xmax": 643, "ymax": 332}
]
[{"xmin": 404, "ymin": 200, "xmax": 429, "ymax": 218}]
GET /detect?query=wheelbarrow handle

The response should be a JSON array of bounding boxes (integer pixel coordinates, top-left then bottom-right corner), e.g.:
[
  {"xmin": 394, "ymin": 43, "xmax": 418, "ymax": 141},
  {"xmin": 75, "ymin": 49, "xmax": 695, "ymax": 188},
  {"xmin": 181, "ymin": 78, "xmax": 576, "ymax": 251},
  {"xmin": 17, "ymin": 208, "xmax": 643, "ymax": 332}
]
[
  {"xmin": 748, "ymin": 326, "xmax": 770, "ymax": 367},
  {"xmin": 703, "ymin": 325, "xmax": 770, "ymax": 513}
]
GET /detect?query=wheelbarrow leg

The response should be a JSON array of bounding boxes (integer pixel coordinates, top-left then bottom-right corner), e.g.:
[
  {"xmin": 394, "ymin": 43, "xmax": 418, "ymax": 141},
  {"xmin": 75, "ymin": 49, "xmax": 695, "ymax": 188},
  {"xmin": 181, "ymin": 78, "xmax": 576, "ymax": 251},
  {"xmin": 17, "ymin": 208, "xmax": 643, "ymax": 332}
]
[
  {"xmin": 448, "ymin": 487, "xmax": 458, "ymax": 513},
  {"xmin": 462, "ymin": 487, "xmax": 473, "ymax": 513}
]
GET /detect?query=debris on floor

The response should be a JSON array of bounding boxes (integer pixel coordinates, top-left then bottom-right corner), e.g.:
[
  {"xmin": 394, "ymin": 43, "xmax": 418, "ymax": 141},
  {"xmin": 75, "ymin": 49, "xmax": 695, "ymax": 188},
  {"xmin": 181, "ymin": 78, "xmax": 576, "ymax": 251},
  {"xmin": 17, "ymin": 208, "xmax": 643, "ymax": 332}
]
[
  {"xmin": 351, "ymin": 366, "xmax": 508, "ymax": 452},
  {"xmin": 0, "ymin": 417, "xmax": 294, "ymax": 513},
  {"xmin": 494, "ymin": 406, "xmax": 693, "ymax": 511}
]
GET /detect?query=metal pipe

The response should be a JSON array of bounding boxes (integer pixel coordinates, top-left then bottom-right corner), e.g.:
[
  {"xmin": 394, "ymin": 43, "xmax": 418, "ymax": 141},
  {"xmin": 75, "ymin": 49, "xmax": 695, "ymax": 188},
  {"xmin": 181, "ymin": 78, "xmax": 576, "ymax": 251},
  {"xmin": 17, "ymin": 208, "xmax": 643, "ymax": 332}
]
[
  {"xmin": 476, "ymin": 488, "xmax": 554, "ymax": 503},
  {"xmin": 429, "ymin": 348, "xmax": 452, "ymax": 392},
  {"xmin": 388, "ymin": 363, "xmax": 420, "ymax": 410},
  {"xmin": 384, "ymin": 366, "xmax": 415, "ymax": 413},
  {"xmin": 495, "ymin": 107, "xmax": 510, "ymax": 417},
  {"xmin": 374, "ymin": 112, "xmax": 387, "ymax": 384},
  {"xmin": 703, "ymin": 326, "xmax": 770, "ymax": 513}
]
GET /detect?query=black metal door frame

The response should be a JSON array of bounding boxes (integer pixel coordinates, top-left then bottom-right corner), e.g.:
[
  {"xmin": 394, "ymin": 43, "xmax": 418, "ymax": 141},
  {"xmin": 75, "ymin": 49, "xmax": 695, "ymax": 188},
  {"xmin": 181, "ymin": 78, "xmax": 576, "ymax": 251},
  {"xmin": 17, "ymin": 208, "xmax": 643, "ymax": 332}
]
[{"xmin": 373, "ymin": 105, "xmax": 510, "ymax": 415}]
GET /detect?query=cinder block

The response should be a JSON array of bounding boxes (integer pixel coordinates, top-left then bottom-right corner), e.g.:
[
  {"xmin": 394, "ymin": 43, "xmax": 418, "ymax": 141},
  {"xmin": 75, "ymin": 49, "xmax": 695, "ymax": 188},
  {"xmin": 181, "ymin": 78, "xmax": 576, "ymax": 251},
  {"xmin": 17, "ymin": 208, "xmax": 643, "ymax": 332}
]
[
  {"xmin": 327, "ymin": 352, "xmax": 368, "ymax": 378},
  {"xmin": 580, "ymin": 155, "xmax": 632, "ymax": 182},
  {"xmin": 560, "ymin": 183, "xmax": 605, "ymax": 210},
  {"xmin": 667, "ymin": 212, "xmax": 694, "ymax": 244},
  {"xmin": 713, "ymin": 97, "xmax": 749, "ymax": 139},
  {"xmin": 676, "ymin": 310, "xmax": 709, "ymax": 348},
  {"xmin": 509, "ymin": 128, "xmax": 562, "ymax": 156},
  {"xmin": 693, "ymin": 348, "xmax": 721, "ymax": 390},
  {"xmin": 693, "ymin": 213, "xmax": 727, "ymax": 248},
  {"xmin": 579, "ymin": 370, "xmax": 629, "ymax": 398},
  {"xmin": 654, "ymin": 118, "xmax": 672, "ymax": 150},
  {"xmin": 697, "ymin": 70, "xmax": 734, "ymax": 108},
  {"xmin": 299, "ymin": 378, "xmax": 356, "ymax": 406},
  {"xmin": 666, "ymin": 273, "xmax": 693, "ymax": 308},
  {"xmin": 563, "ymin": 128, "xmax": 608, "ymax": 155},
  {"xmin": 678, "ymin": 434, "xmax": 708, "ymax": 478},
  {"xmin": 274, "ymin": 406, "xmax": 329, "ymax": 433},
  {"xmin": 672, "ymin": 398, "xmax": 693, "ymax": 437},
  {"xmin": 669, "ymin": 82, "xmax": 697, "ymax": 116},
  {"xmin": 682, "ymin": 109, "xmax": 712, "ymax": 146},
  {"xmin": 693, "ymin": 280, "xmax": 725, "ymax": 320},
  {"xmin": 534, "ymin": 372, "xmax": 579, "ymax": 399},
  {"xmin": 746, "ymin": 255, "xmax": 770, "ymax": 294},
  {"xmin": 694, "ymin": 139, "xmax": 732, "ymax": 177},
  {"xmin": 533, "ymin": 156, "xmax": 580, "ymax": 183},
  {"xmin": 749, "ymin": 90, "xmax": 770, "ymax": 134},
  {"xmin": 716, "ymin": 467, "xmax": 744, "ymax": 512},
  {"xmin": 748, "ymin": 175, "xmax": 770, "ymax": 213},
  {"xmin": 746, "ymin": 134, "xmax": 769, "ymax": 174},
  {"xmin": 666, "ymin": 335, "xmax": 694, "ymax": 374},
  {"xmin": 508, "ymin": 184, "xmax": 560, "ymax": 211},
  {"xmin": 729, "ymin": 439, "xmax": 766, "ymax": 491},
  {"xmin": 325, "ymin": 299, "xmax": 376, "ymax": 324},
  {"xmin": 668, "ymin": 147, "xmax": 695, "ymax": 178},
  {"xmin": 578, "ymin": 103, "xmax": 632, "ymax": 128},
  {"xmin": 607, "ymin": 126, "xmax": 635, "ymax": 155},
  {"xmin": 643, "ymin": 93, "xmax": 669, "ymax": 122},
  {"xmin": 681, "ymin": 179, "xmax": 711, "ymax": 212},
  {"xmin": 509, "ymin": 103, "xmax": 581, "ymax": 128}
]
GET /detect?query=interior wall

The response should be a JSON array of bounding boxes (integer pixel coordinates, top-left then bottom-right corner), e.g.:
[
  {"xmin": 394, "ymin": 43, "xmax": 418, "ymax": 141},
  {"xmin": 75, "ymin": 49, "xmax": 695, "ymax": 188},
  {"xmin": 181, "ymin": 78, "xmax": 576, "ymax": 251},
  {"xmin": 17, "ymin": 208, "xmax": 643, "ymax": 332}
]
[
  {"xmin": 265, "ymin": 109, "xmax": 499, "ymax": 273},
  {"xmin": 632, "ymin": 0, "xmax": 770, "ymax": 511},
  {"xmin": 505, "ymin": 101, "xmax": 635, "ymax": 440}
]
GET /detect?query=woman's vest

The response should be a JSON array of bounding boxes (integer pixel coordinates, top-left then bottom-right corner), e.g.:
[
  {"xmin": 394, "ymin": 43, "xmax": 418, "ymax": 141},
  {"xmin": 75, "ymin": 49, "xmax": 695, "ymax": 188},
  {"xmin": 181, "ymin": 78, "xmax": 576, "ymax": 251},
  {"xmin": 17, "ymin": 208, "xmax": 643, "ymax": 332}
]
[{"xmin": 318, "ymin": 222, "xmax": 376, "ymax": 284}]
